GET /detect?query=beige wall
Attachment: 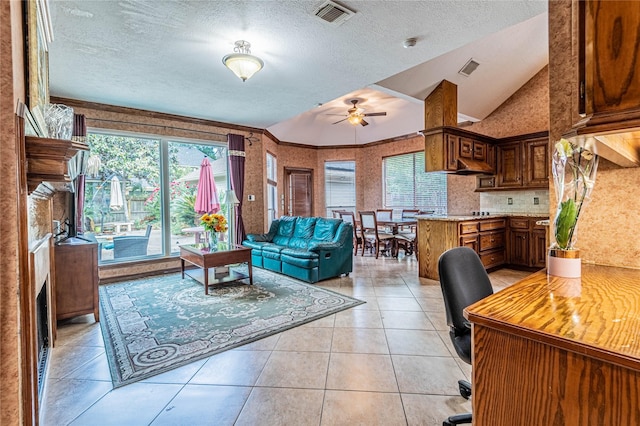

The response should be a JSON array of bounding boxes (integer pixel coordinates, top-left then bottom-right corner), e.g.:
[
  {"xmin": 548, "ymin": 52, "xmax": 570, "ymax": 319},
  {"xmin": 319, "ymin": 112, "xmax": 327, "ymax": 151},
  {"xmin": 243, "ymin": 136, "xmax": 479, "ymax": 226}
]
[
  {"xmin": 467, "ymin": 66, "xmax": 550, "ymax": 139},
  {"xmin": 1, "ymin": 0, "xmax": 26, "ymax": 423},
  {"xmin": 549, "ymin": 0, "xmax": 640, "ymax": 268}
]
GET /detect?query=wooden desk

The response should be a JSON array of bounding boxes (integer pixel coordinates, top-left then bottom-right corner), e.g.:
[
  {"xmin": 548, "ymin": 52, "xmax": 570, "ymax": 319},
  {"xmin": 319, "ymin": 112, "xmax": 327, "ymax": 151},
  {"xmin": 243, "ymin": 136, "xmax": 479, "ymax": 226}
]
[{"xmin": 466, "ymin": 265, "xmax": 640, "ymax": 425}]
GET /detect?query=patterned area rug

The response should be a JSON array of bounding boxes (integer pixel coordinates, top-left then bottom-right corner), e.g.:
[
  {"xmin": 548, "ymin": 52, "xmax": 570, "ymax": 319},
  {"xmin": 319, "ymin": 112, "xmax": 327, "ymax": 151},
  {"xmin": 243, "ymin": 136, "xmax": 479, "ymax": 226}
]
[{"xmin": 99, "ymin": 267, "xmax": 364, "ymax": 387}]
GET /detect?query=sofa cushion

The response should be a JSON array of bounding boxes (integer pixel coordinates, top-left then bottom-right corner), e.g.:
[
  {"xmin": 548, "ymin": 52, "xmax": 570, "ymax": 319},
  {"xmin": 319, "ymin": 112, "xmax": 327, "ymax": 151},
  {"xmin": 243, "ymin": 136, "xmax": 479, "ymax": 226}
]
[
  {"xmin": 242, "ymin": 240, "xmax": 266, "ymax": 251},
  {"xmin": 276, "ymin": 216, "xmax": 297, "ymax": 237},
  {"xmin": 293, "ymin": 217, "xmax": 317, "ymax": 239},
  {"xmin": 281, "ymin": 247, "xmax": 319, "ymax": 259},
  {"xmin": 271, "ymin": 216, "xmax": 296, "ymax": 246},
  {"xmin": 262, "ymin": 244, "xmax": 287, "ymax": 254},
  {"xmin": 262, "ymin": 249, "xmax": 282, "ymax": 261},
  {"xmin": 281, "ymin": 253, "xmax": 319, "ymax": 269},
  {"xmin": 313, "ymin": 218, "xmax": 341, "ymax": 241}
]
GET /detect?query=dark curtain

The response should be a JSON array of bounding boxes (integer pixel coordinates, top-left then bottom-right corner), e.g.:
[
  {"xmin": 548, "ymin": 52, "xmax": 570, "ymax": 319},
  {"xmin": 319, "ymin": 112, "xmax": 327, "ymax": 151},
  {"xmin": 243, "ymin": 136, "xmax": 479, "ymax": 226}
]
[
  {"xmin": 75, "ymin": 174, "xmax": 86, "ymax": 234},
  {"xmin": 228, "ymin": 134, "xmax": 246, "ymax": 245},
  {"xmin": 73, "ymin": 114, "xmax": 87, "ymax": 235}
]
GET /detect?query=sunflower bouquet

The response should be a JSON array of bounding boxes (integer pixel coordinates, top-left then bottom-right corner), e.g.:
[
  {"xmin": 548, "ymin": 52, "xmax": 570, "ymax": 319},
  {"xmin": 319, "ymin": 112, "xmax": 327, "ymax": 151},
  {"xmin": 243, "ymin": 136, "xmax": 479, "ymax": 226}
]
[{"xmin": 200, "ymin": 213, "xmax": 228, "ymax": 233}]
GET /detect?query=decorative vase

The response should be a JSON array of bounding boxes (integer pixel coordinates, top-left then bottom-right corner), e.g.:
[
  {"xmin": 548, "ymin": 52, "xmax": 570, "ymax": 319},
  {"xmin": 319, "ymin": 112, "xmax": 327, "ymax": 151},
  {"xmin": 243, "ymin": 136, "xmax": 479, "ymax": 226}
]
[
  {"xmin": 207, "ymin": 231, "xmax": 218, "ymax": 251},
  {"xmin": 547, "ymin": 248, "xmax": 581, "ymax": 278}
]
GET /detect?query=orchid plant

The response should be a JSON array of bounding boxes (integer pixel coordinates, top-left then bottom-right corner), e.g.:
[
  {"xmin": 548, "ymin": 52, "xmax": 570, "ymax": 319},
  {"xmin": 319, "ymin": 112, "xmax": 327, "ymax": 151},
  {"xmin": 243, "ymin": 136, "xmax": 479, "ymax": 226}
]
[{"xmin": 552, "ymin": 139, "xmax": 598, "ymax": 250}]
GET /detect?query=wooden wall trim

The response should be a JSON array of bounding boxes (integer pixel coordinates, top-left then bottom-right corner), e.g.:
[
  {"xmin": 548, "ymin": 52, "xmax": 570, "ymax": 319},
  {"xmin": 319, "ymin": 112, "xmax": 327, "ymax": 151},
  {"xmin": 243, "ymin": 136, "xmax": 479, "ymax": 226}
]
[{"xmin": 50, "ymin": 96, "xmax": 264, "ymax": 134}]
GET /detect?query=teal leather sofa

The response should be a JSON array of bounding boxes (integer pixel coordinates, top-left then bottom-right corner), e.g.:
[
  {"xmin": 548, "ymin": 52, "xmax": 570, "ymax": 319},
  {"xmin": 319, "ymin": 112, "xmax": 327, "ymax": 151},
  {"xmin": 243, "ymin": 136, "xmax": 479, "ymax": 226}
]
[{"xmin": 242, "ymin": 216, "xmax": 353, "ymax": 283}]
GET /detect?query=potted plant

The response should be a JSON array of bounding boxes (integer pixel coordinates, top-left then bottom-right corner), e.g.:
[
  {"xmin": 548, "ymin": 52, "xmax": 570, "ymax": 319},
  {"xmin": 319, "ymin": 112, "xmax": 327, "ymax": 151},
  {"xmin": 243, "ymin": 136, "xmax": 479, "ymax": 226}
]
[{"xmin": 548, "ymin": 139, "xmax": 599, "ymax": 277}]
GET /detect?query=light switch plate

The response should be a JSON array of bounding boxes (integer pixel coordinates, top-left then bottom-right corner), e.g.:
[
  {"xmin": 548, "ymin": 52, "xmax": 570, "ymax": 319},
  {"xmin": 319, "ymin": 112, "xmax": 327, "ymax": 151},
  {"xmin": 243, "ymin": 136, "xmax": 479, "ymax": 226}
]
[
  {"xmin": 508, "ymin": 198, "xmax": 513, "ymax": 205},
  {"xmin": 533, "ymin": 197, "xmax": 539, "ymax": 205},
  {"xmin": 248, "ymin": 195, "xmax": 255, "ymax": 201}
]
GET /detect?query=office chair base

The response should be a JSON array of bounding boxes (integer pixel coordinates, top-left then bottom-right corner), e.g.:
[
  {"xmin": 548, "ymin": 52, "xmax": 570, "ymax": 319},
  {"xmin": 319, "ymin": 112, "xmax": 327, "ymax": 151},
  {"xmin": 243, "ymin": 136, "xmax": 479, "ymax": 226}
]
[
  {"xmin": 443, "ymin": 413, "xmax": 472, "ymax": 426},
  {"xmin": 458, "ymin": 379, "xmax": 471, "ymax": 399}
]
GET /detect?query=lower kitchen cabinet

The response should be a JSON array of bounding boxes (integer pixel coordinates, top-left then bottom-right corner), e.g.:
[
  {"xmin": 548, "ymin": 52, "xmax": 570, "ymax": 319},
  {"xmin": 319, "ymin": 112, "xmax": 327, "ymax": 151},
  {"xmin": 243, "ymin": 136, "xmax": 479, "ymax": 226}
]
[
  {"xmin": 459, "ymin": 218, "xmax": 506, "ymax": 269},
  {"xmin": 507, "ymin": 217, "xmax": 548, "ymax": 268}
]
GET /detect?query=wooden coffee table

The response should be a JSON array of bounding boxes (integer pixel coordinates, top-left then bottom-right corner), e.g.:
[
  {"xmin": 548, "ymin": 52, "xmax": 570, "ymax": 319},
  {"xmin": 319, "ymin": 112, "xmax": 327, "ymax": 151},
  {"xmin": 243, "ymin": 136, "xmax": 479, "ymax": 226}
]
[{"xmin": 179, "ymin": 243, "xmax": 253, "ymax": 295}]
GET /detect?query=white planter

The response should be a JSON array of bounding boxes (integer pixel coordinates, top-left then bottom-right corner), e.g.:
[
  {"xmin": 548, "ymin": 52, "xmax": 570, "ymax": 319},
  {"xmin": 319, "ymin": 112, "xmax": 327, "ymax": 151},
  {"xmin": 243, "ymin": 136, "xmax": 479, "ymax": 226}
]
[{"xmin": 547, "ymin": 248, "xmax": 581, "ymax": 278}]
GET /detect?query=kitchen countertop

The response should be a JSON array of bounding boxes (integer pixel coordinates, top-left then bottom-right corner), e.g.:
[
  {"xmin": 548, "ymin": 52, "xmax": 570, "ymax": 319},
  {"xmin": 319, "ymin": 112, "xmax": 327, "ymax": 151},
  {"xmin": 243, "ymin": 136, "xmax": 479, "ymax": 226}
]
[{"xmin": 416, "ymin": 213, "xmax": 549, "ymax": 221}]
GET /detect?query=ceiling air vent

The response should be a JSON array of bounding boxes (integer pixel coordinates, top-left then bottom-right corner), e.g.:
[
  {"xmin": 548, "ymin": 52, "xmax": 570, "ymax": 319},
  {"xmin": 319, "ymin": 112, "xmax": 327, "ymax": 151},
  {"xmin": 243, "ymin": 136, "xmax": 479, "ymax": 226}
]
[
  {"xmin": 458, "ymin": 59, "xmax": 480, "ymax": 77},
  {"xmin": 313, "ymin": 1, "xmax": 355, "ymax": 25}
]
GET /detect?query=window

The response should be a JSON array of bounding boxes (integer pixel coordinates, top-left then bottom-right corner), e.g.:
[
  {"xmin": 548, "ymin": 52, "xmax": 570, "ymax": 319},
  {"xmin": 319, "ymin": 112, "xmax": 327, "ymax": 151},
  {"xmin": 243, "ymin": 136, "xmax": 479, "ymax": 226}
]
[
  {"xmin": 325, "ymin": 161, "xmax": 356, "ymax": 217},
  {"xmin": 383, "ymin": 151, "xmax": 447, "ymax": 215},
  {"xmin": 266, "ymin": 152, "xmax": 277, "ymax": 227},
  {"xmin": 83, "ymin": 131, "xmax": 228, "ymax": 263}
]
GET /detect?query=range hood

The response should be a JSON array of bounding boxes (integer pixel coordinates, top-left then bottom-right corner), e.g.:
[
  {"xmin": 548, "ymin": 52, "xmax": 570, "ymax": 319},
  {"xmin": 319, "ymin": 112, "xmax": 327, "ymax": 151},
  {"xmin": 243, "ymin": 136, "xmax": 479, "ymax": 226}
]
[
  {"xmin": 422, "ymin": 81, "xmax": 496, "ymax": 175},
  {"xmin": 456, "ymin": 157, "xmax": 494, "ymax": 174}
]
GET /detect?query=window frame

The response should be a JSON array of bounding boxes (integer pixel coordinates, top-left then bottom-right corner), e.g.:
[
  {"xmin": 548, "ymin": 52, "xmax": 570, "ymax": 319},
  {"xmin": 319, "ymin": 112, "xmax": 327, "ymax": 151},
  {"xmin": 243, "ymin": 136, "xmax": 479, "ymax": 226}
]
[{"xmin": 85, "ymin": 128, "xmax": 229, "ymax": 264}]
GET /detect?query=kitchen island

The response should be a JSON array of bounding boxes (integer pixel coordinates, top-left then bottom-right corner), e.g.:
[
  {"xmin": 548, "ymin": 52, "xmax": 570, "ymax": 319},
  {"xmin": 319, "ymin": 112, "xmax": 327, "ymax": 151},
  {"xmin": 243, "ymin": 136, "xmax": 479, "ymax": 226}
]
[
  {"xmin": 416, "ymin": 214, "xmax": 547, "ymax": 280},
  {"xmin": 465, "ymin": 264, "xmax": 640, "ymax": 425}
]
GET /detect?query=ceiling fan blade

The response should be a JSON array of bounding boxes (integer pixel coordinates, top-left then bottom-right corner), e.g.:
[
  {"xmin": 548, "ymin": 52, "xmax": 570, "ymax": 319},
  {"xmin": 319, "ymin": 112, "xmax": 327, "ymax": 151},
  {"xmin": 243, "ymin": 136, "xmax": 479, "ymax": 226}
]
[
  {"xmin": 332, "ymin": 118, "xmax": 348, "ymax": 125},
  {"xmin": 363, "ymin": 112, "xmax": 387, "ymax": 117},
  {"xmin": 360, "ymin": 119, "xmax": 369, "ymax": 127}
]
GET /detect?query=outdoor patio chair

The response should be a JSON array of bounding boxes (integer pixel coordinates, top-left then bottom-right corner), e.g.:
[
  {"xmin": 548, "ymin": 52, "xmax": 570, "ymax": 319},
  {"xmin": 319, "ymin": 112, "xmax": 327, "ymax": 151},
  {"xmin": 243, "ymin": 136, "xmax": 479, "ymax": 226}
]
[{"xmin": 112, "ymin": 225, "xmax": 152, "ymax": 259}]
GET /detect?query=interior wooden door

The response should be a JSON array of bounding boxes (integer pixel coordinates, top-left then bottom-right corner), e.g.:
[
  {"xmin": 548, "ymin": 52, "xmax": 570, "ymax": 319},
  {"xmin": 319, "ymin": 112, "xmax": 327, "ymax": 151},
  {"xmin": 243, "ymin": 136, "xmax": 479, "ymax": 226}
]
[{"xmin": 286, "ymin": 168, "xmax": 313, "ymax": 217}]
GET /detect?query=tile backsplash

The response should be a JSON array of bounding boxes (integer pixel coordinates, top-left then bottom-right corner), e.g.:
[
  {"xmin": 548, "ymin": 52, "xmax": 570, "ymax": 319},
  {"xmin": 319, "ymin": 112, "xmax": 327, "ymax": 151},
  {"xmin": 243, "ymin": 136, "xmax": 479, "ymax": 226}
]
[{"xmin": 480, "ymin": 189, "xmax": 550, "ymax": 216}]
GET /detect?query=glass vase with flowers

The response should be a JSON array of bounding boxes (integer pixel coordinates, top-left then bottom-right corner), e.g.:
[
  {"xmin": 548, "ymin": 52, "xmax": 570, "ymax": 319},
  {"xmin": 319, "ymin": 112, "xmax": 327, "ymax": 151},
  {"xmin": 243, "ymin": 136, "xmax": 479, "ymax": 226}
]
[{"xmin": 200, "ymin": 212, "xmax": 228, "ymax": 251}]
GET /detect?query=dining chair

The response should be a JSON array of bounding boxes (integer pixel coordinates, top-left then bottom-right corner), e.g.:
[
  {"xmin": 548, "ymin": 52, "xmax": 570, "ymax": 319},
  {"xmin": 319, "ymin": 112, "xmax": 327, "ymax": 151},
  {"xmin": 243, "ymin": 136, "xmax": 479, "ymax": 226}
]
[
  {"xmin": 339, "ymin": 211, "xmax": 363, "ymax": 255},
  {"xmin": 376, "ymin": 209, "xmax": 393, "ymax": 233},
  {"xmin": 359, "ymin": 211, "xmax": 395, "ymax": 258}
]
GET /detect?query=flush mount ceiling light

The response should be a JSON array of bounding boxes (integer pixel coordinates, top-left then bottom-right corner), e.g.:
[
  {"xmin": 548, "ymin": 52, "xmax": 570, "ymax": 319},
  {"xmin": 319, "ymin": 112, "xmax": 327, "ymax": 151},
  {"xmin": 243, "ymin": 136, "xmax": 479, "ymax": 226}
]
[{"xmin": 222, "ymin": 40, "xmax": 264, "ymax": 82}]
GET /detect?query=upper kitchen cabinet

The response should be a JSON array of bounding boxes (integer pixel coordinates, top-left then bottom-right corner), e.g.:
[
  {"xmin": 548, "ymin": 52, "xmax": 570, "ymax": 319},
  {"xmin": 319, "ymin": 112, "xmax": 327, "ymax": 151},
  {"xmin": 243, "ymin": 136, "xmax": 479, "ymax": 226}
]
[
  {"xmin": 423, "ymin": 80, "xmax": 496, "ymax": 174},
  {"xmin": 580, "ymin": 0, "xmax": 640, "ymax": 118},
  {"xmin": 424, "ymin": 127, "xmax": 496, "ymax": 174},
  {"xmin": 565, "ymin": 0, "xmax": 640, "ymax": 167},
  {"xmin": 477, "ymin": 132, "xmax": 549, "ymax": 191}
]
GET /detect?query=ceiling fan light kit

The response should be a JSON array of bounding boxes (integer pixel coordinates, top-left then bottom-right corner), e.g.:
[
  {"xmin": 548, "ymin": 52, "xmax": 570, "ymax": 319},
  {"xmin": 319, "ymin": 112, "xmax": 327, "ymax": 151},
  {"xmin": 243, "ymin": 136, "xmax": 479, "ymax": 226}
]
[
  {"xmin": 222, "ymin": 40, "xmax": 264, "ymax": 82},
  {"xmin": 331, "ymin": 99, "xmax": 387, "ymax": 126}
]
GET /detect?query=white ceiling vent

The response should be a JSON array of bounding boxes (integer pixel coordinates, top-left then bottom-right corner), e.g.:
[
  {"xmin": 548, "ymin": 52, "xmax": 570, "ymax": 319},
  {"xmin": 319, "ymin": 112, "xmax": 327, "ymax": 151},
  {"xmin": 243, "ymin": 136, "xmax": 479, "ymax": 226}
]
[
  {"xmin": 458, "ymin": 58, "xmax": 480, "ymax": 77},
  {"xmin": 313, "ymin": 1, "xmax": 355, "ymax": 25}
]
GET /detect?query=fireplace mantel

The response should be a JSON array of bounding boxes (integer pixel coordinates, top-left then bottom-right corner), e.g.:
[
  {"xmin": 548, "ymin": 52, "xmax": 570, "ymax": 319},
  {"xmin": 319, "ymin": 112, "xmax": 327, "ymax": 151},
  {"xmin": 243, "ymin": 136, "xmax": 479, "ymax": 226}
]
[{"xmin": 25, "ymin": 136, "xmax": 89, "ymax": 199}]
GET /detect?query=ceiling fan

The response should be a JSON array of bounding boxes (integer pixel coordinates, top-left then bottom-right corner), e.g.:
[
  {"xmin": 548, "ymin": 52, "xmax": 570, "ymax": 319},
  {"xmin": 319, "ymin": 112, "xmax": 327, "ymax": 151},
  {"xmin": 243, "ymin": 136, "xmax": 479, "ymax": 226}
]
[{"xmin": 331, "ymin": 99, "xmax": 387, "ymax": 126}]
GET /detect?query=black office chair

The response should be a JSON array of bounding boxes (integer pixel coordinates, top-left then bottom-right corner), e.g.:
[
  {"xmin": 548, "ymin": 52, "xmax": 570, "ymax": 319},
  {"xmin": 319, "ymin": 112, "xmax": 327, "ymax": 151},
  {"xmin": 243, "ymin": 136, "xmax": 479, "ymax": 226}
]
[{"xmin": 438, "ymin": 246, "xmax": 494, "ymax": 426}]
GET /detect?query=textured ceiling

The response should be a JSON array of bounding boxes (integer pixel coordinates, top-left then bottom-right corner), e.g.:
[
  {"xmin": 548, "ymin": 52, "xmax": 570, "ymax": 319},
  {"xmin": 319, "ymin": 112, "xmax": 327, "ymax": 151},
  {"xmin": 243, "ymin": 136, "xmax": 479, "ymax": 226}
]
[{"xmin": 48, "ymin": 1, "xmax": 548, "ymax": 146}]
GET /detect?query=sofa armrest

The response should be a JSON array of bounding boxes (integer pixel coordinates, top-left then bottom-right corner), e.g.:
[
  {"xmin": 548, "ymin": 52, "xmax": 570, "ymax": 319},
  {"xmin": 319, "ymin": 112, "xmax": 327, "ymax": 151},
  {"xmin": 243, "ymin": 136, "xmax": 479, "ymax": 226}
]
[
  {"xmin": 245, "ymin": 219, "xmax": 280, "ymax": 243},
  {"xmin": 309, "ymin": 241, "xmax": 342, "ymax": 251},
  {"xmin": 246, "ymin": 233, "xmax": 271, "ymax": 242}
]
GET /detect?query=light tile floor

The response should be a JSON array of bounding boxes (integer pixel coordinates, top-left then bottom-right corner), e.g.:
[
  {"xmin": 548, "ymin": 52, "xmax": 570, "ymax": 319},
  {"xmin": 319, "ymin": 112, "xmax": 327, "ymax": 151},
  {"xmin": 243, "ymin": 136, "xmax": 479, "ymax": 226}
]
[{"xmin": 41, "ymin": 254, "xmax": 532, "ymax": 425}]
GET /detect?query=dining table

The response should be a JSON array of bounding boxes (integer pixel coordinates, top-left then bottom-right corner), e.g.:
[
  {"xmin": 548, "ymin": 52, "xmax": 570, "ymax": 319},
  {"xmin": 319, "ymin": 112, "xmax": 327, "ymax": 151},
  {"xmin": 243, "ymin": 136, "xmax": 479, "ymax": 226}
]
[{"xmin": 375, "ymin": 218, "xmax": 417, "ymax": 234}]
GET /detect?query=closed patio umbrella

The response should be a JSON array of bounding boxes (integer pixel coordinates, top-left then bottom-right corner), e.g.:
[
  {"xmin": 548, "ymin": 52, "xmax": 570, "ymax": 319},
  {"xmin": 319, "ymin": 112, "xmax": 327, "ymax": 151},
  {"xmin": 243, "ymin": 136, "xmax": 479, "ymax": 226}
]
[
  {"xmin": 109, "ymin": 176, "xmax": 124, "ymax": 211},
  {"xmin": 194, "ymin": 157, "xmax": 220, "ymax": 214}
]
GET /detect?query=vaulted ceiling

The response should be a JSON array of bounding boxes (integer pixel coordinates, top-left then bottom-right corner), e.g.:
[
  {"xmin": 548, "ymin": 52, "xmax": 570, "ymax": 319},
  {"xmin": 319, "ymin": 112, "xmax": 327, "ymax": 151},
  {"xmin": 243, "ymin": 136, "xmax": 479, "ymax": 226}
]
[{"xmin": 48, "ymin": 1, "xmax": 548, "ymax": 146}]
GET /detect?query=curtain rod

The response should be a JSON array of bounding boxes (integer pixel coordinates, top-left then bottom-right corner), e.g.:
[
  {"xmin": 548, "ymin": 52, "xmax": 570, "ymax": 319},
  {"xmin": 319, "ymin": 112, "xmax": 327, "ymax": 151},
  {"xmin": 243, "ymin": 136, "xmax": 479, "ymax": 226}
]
[{"xmin": 88, "ymin": 117, "xmax": 260, "ymax": 145}]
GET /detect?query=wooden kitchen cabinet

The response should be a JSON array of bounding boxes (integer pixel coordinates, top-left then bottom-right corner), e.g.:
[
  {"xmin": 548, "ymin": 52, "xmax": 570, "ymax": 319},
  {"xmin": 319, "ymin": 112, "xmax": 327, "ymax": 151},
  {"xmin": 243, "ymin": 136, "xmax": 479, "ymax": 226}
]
[
  {"xmin": 477, "ymin": 132, "xmax": 549, "ymax": 191},
  {"xmin": 507, "ymin": 217, "xmax": 548, "ymax": 268},
  {"xmin": 54, "ymin": 239, "xmax": 99, "ymax": 322},
  {"xmin": 424, "ymin": 126, "xmax": 496, "ymax": 173},
  {"xmin": 496, "ymin": 142, "xmax": 522, "ymax": 188},
  {"xmin": 579, "ymin": 1, "xmax": 640, "ymax": 119},
  {"xmin": 523, "ymin": 138, "xmax": 549, "ymax": 187},
  {"xmin": 460, "ymin": 218, "xmax": 506, "ymax": 270},
  {"xmin": 561, "ymin": 1, "xmax": 640, "ymax": 169},
  {"xmin": 418, "ymin": 217, "xmax": 505, "ymax": 280}
]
